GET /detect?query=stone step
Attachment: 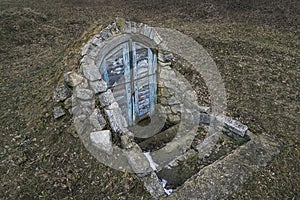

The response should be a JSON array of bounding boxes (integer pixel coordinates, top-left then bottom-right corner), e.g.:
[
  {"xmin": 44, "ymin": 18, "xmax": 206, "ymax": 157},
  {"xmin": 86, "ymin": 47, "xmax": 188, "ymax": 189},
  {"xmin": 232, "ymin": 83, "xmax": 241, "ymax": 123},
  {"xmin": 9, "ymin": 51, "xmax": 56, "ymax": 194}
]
[{"xmin": 137, "ymin": 124, "xmax": 179, "ymax": 152}]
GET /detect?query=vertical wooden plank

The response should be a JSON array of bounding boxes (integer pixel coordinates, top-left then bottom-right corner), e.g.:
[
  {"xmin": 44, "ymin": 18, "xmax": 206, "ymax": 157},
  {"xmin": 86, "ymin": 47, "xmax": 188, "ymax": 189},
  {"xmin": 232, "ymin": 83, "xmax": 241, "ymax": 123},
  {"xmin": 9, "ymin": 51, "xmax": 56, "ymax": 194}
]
[
  {"xmin": 132, "ymin": 42, "xmax": 140, "ymax": 122},
  {"xmin": 148, "ymin": 48, "xmax": 156, "ymax": 114},
  {"xmin": 123, "ymin": 42, "xmax": 133, "ymax": 126},
  {"xmin": 153, "ymin": 52, "xmax": 158, "ymax": 105}
]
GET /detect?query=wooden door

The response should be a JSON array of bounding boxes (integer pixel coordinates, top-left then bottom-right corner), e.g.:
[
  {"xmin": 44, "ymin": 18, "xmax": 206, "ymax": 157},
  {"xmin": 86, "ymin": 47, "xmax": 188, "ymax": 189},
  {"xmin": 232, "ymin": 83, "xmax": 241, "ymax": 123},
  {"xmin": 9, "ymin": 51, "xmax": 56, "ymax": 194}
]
[{"xmin": 102, "ymin": 41, "xmax": 157, "ymax": 126}]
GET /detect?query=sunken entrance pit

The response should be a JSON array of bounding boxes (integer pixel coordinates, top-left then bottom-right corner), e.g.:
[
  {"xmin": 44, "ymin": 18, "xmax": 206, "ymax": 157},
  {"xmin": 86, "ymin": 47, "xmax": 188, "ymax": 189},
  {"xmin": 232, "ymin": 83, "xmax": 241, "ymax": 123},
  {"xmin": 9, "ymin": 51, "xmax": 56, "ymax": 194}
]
[{"xmin": 53, "ymin": 19, "xmax": 281, "ymax": 199}]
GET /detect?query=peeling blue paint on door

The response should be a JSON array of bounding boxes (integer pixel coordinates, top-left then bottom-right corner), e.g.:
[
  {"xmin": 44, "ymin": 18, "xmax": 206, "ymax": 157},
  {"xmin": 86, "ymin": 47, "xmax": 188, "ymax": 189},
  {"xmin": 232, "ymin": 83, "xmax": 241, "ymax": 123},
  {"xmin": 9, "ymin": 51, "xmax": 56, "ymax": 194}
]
[{"xmin": 102, "ymin": 41, "xmax": 157, "ymax": 126}]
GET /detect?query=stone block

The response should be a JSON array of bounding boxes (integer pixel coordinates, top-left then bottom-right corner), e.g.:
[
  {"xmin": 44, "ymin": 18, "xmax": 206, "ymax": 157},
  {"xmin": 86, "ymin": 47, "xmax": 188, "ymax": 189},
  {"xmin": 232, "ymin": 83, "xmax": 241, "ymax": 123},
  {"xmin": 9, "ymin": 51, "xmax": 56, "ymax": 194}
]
[
  {"xmin": 171, "ymin": 104, "xmax": 181, "ymax": 114},
  {"xmin": 168, "ymin": 96, "xmax": 180, "ymax": 105},
  {"xmin": 199, "ymin": 106, "xmax": 210, "ymax": 113},
  {"xmin": 98, "ymin": 89, "xmax": 115, "ymax": 107},
  {"xmin": 100, "ymin": 29, "xmax": 112, "ymax": 40},
  {"xmin": 104, "ymin": 107, "xmax": 128, "ymax": 133},
  {"xmin": 64, "ymin": 97, "xmax": 72, "ymax": 110},
  {"xmin": 53, "ymin": 106, "xmax": 66, "ymax": 119},
  {"xmin": 153, "ymin": 32, "xmax": 163, "ymax": 45},
  {"xmin": 216, "ymin": 115, "xmax": 248, "ymax": 137},
  {"xmin": 76, "ymin": 88, "xmax": 93, "ymax": 100},
  {"xmin": 168, "ymin": 114, "xmax": 180, "ymax": 123},
  {"xmin": 199, "ymin": 113, "xmax": 210, "ymax": 124},
  {"xmin": 89, "ymin": 80, "xmax": 107, "ymax": 94},
  {"xmin": 125, "ymin": 150, "xmax": 151, "ymax": 175},
  {"xmin": 80, "ymin": 55, "xmax": 94, "ymax": 65},
  {"xmin": 90, "ymin": 130, "xmax": 113, "ymax": 155},
  {"xmin": 140, "ymin": 24, "xmax": 153, "ymax": 38},
  {"xmin": 64, "ymin": 71, "xmax": 84, "ymax": 87},
  {"xmin": 82, "ymin": 64, "xmax": 101, "ymax": 81},
  {"xmin": 141, "ymin": 172, "xmax": 165, "ymax": 198},
  {"xmin": 53, "ymin": 85, "xmax": 71, "ymax": 102},
  {"xmin": 90, "ymin": 36, "xmax": 103, "ymax": 47},
  {"xmin": 89, "ymin": 108, "xmax": 107, "ymax": 131}
]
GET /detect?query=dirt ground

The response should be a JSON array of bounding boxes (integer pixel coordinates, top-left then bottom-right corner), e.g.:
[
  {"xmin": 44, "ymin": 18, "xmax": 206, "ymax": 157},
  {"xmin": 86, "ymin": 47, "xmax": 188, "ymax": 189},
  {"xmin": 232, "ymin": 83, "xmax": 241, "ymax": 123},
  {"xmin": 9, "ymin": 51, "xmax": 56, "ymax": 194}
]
[{"xmin": 0, "ymin": 0, "xmax": 299, "ymax": 199}]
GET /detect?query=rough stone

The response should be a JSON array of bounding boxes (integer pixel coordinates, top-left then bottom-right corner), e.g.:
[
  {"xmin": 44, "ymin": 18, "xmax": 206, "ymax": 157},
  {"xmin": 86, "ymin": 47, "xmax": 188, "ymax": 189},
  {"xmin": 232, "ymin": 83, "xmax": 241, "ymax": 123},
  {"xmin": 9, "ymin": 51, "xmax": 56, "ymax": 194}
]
[
  {"xmin": 122, "ymin": 21, "xmax": 132, "ymax": 33},
  {"xmin": 199, "ymin": 113, "xmax": 210, "ymax": 124},
  {"xmin": 73, "ymin": 114, "xmax": 89, "ymax": 134},
  {"xmin": 90, "ymin": 36, "xmax": 103, "ymax": 47},
  {"xmin": 89, "ymin": 108, "xmax": 107, "ymax": 131},
  {"xmin": 216, "ymin": 115, "xmax": 248, "ymax": 137},
  {"xmin": 53, "ymin": 85, "xmax": 71, "ymax": 102},
  {"xmin": 168, "ymin": 96, "xmax": 180, "ymax": 105},
  {"xmin": 141, "ymin": 172, "xmax": 165, "ymax": 198},
  {"xmin": 107, "ymin": 21, "xmax": 120, "ymax": 35},
  {"xmin": 82, "ymin": 64, "xmax": 101, "ymax": 81},
  {"xmin": 153, "ymin": 32, "xmax": 163, "ymax": 44},
  {"xmin": 90, "ymin": 130, "xmax": 113, "ymax": 155},
  {"xmin": 106, "ymin": 102, "xmax": 119, "ymax": 110},
  {"xmin": 98, "ymin": 89, "xmax": 115, "ymax": 107},
  {"xmin": 89, "ymin": 80, "xmax": 107, "ymax": 94},
  {"xmin": 76, "ymin": 88, "xmax": 94, "ymax": 100},
  {"xmin": 104, "ymin": 107, "xmax": 128, "ymax": 133},
  {"xmin": 140, "ymin": 24, "xmax": 153, "ymax": 37},
  {"xmin": 168, "ymin": 114, "xmax": 180, "ymax": 123},
  {"xmin": 81, "ymin": 43, "xmax": 91, "ymax": 56},
  {"xmin": 171, "ymin": 104, "xmax": 181, "ymax": 114},
  {"xmin": 158, "ymin": 52, "xmax": 173, "ymax": 62},
  {"xmin": 72, "ymin": 104, "xmax": 92, "ymax": 117},
  {"xmin": 121, "ymin": 134, "xmax": 132, "ymax": 149},
  {"xmin": 64, "ymin": 71, "xmax": 84, "ymax": 87},
  {"xmin": 64, "ymin": 97, "xmax": 72, "ymax": 110},
  {"xmin": 80, "ymin": 55, "xmax": 94, "ymax": 65},
  {"xmin": 199, "ymin": 106, "xmax": 210, "ymax": 113},
  {"xmin": 53, "ymin": 106, "xmax": 66, "ymax": 119},
  {"xmin": 100, "ymin": 29, "xmax": 112, "ymax": 40},
  {"xmin": 125, "ymin": 150, "xmax": 151, "ymax": 175}
]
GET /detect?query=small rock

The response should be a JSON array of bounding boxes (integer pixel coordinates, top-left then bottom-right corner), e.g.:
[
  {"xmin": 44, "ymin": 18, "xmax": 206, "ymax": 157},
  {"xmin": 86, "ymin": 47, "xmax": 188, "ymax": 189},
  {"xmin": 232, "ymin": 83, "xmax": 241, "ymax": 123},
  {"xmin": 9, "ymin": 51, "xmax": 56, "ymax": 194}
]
[
  {"xmin": 89, "ymin": 80, "xmax": 107, "ymax": 94},
  {"xmin": 64, "ymin": 97, "xmax": 72, "ymax": 111},
  {"xmin": 82, "ymin": 64, "xmax": 101, "ymax": 81},
  {"xmin": 141, "ymin": 172, "xmax": 165, "ymax": 198},
  {"xmin": 168, "ymin": 114, "xmax": 180, "ymax": 123},
  {"xmin": 53, "ymin": 106, "xmax": 66, "ymax": 119},
  {"xmin": 98, "ymin": 89, "xmax": 115, "ymax": 107},
  {"xmin": 199, "ymin": 113, "xmax": 210, "ymax": 124},
  {"xmin": 89, "ymin": 108, "xmax": 107, "ymax": 131},
  {"xmin": 216, "ymin": 115, "xmax": 248, "ymax": 137},
  {"xmin": 53, "ymin": 85, "xmax": 71, "ymax": 102},
  {"xmin": 76, "ymin": 88, "xmax": 93, "ymax": 100},
  {"xmin": 64, "ymin": 71, "xmax": 84, "ymax": 87},
  {"xmin": 90, "ymin": 130, "xmax": 113, "ymax": 155},
  {"xmin": 100, "ymin": 29, "xmax": 112, "ymax": 40},
  {"xmin": 104, "ymin": 107, "xmax": 128, "ymax": 133},
  {"xmin": 90, "ymin": 36, "xmax": 103, "ymax": 47}
]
